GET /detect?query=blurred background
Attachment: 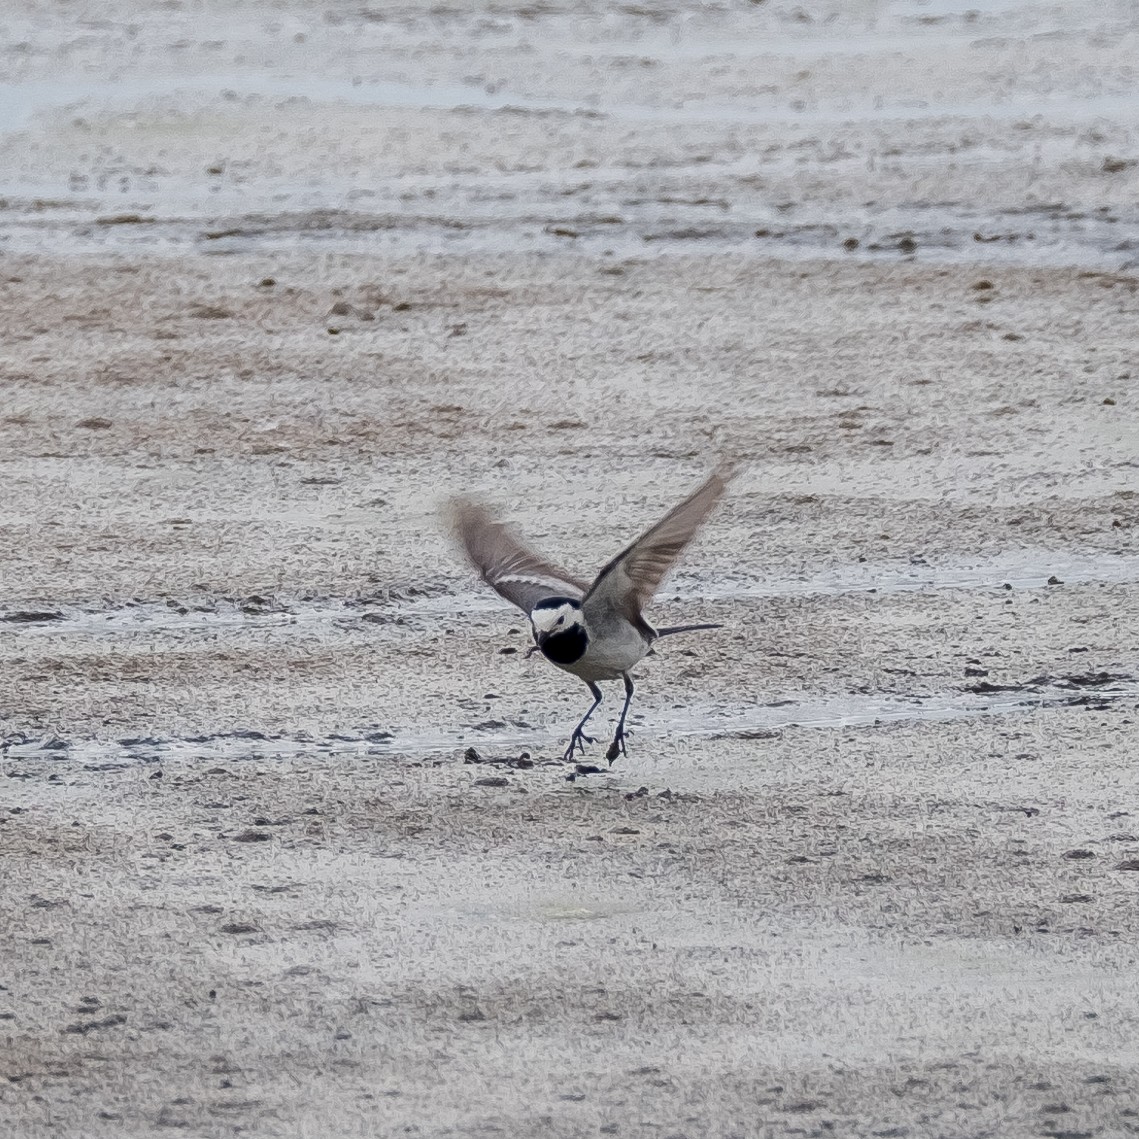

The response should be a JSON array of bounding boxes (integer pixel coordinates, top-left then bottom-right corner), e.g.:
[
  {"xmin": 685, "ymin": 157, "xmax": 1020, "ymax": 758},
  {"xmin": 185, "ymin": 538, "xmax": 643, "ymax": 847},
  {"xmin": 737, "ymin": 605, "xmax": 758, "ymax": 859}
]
[{"xmin": 2, "ymin": 0, "xmax": 1137, "ymax": 267}]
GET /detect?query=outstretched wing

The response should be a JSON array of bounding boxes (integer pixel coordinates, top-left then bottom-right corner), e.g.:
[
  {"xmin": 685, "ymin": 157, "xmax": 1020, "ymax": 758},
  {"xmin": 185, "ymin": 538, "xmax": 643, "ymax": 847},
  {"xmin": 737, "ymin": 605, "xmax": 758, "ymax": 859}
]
[
  {"xmin": 583, "ymin": 464, "xmax": 734, "ymax": 626},
  {"xmin": 450, "ymin": 498, "xmax": 588, "ymax": 614}
]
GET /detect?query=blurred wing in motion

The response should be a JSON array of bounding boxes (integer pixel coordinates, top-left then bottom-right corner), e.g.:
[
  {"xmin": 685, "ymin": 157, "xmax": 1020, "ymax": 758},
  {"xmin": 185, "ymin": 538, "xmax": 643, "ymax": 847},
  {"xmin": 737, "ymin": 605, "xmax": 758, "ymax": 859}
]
[
  {"xmin": 583, "ymin": 464, "xmax": 734, "ymax": 626},
  {"xmin": 450, "ymin": 498, "xmax": 588, "ymax": 613}
]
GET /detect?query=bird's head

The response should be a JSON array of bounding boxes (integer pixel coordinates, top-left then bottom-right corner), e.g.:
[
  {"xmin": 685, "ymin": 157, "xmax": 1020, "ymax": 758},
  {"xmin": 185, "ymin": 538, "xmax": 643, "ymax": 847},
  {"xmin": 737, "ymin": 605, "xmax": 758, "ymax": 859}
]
[{"xmin": 529, "ymin": 596, "xmax": 585, "ymax": 649}]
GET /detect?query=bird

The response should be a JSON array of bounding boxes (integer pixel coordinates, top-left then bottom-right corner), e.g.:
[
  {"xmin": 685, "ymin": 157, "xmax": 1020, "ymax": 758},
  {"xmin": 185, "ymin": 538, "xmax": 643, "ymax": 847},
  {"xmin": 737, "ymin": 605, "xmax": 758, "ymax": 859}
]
[{"xmin": 450, "ymin": 464, "xmax": 734, "ymax": 765}]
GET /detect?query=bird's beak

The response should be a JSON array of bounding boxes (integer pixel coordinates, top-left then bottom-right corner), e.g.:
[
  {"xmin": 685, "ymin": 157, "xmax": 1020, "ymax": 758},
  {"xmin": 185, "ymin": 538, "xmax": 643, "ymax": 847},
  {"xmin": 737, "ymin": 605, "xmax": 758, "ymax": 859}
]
[{"xmin": 533, "ymin": 630, "xmax": 549, "ymax": 649}]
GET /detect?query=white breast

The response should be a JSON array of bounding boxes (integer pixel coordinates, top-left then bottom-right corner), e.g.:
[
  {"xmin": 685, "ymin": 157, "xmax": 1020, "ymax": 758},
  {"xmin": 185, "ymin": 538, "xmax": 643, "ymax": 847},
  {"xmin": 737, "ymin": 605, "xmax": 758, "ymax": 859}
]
[{"xmin": 559, "ymin": 619, "xmax": 649, "ymax": 682}]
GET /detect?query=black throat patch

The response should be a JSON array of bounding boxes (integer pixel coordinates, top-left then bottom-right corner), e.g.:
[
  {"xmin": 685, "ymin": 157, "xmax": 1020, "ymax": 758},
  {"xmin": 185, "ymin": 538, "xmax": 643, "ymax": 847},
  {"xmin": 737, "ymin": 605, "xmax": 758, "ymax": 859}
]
[{"xmin": 540, "ymin": 625, "xmax": 588, "ymax": 666}]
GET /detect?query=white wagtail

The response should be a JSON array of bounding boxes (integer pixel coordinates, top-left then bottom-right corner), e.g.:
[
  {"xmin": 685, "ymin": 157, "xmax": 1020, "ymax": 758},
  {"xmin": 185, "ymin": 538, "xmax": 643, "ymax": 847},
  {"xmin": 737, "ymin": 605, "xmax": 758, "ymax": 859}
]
[{"xmin": 451, "ymin": 464, "xmax": 734, "ymax": 764}]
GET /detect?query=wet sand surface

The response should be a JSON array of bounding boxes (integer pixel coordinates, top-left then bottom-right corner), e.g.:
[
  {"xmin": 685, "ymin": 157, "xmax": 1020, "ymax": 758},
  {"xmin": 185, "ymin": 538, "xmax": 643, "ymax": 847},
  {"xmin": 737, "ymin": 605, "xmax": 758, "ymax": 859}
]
[{"xmin": 3, "ymin": 2, "xmax": 1139, "ymax": 1137}]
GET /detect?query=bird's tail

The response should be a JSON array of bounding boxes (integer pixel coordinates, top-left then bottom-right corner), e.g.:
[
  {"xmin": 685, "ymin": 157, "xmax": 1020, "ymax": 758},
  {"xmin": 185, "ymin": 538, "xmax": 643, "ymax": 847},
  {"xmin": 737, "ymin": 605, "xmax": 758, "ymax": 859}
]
[{"xmin": 654, "ymin": 622, "xmax": 723, "ymax": 638}]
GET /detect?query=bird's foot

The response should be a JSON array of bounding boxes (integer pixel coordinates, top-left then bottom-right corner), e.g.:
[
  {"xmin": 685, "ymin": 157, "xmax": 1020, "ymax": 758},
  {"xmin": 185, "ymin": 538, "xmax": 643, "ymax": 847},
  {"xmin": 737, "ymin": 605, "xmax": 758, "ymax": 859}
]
[
  {"xmin": 562, "ymin": 729, "xmax": 595, "ymax": 762},
  {"xmin": 605, "ymin": 728, "xmax": 628, "ymax": 765}
]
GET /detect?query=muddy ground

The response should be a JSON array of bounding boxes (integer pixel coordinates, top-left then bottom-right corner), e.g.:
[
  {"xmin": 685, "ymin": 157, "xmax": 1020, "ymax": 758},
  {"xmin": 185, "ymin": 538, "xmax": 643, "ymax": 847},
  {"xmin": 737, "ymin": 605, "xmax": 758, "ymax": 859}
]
[{"xmin": 3, "ymin": 1, "xmax": 1139, "ymax": 1137}]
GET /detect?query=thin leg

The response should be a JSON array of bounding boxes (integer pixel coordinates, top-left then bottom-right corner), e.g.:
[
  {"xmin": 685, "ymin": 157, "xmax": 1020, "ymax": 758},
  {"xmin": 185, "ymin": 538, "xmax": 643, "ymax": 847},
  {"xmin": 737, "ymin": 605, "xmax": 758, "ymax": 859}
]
[
  {"xmin": 606, "ymin": 673, "xmax": 635, "ymax": 765},
  {"xmin": 563, "ymin": 681, "xmax": 603, "ymax": 762}
]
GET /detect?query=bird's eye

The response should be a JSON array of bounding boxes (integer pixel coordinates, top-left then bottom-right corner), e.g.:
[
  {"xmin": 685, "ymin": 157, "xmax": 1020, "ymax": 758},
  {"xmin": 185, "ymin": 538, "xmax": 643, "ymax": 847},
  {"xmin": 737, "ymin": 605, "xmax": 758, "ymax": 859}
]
[{"xmin": 556, "ymin": 617, "xmax": 563, "ymax": 626}]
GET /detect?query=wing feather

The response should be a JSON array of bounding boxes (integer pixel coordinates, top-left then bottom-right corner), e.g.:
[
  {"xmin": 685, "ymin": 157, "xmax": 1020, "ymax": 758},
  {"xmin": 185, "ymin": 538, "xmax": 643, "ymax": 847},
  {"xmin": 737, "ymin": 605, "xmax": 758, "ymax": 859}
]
[
  {"xmin": 450, "ymin": 499, "xmax": 587, "ymax": 614},
  {"xmin": 583, "ymin": 464, "xmax": 734, "ymax": 626}
]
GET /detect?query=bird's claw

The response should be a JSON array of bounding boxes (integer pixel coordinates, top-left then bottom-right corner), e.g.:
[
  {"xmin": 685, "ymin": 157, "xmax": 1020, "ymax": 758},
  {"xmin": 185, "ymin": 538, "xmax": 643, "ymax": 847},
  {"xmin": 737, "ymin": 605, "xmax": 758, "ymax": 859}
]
[
  {"xmin": 563, "ymin": 729, "xmax": 595, "ymax": 762},
  {"xmin": 605, "ymin": 730, "xmax": 627, "ymax": 765}
]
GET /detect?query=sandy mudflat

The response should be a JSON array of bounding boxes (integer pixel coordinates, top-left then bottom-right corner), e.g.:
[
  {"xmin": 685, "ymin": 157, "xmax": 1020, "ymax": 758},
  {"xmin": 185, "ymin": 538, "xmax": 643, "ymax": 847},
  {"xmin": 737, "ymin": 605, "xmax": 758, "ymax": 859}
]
[{"xmin": 3, "ymin": 1, "xmax": 1139, "ymax": 1137}]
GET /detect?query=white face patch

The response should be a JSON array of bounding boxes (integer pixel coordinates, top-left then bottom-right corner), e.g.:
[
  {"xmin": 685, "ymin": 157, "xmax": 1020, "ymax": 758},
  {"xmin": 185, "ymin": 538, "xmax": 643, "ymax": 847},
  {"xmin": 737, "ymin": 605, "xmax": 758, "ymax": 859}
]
[{"xmin": 530, "ymin": 601, "xmax": 581, "ymax": 636}]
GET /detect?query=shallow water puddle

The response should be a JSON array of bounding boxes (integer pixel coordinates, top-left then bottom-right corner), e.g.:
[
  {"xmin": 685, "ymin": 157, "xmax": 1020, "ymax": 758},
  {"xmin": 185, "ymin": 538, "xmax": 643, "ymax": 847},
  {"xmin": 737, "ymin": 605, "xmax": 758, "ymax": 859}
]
[
  {"xmin": 3, "ymin": 673, "xmax": 1134, "ymax": 771},
  {"xmin": 3, "ymin": 549, "xmax": 1137, "ymax": 638}
]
